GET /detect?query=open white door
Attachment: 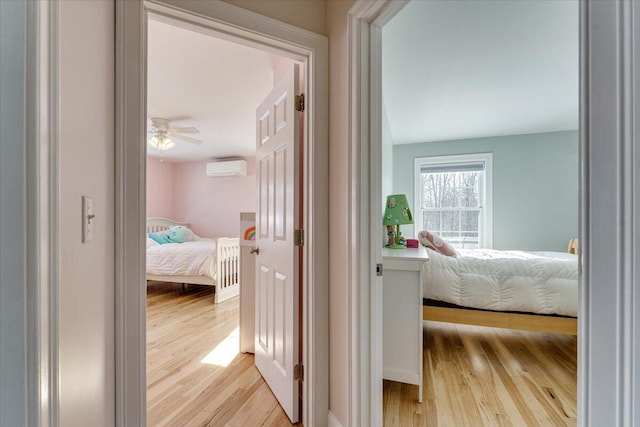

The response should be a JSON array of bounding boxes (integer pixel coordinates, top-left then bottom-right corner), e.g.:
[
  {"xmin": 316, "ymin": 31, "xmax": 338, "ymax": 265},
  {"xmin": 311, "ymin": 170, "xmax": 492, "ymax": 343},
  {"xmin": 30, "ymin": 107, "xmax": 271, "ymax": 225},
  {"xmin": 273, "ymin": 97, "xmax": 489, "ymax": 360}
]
[{"xmin": 254, "ymin": 64, "xmax": 301, "ymax": 423}]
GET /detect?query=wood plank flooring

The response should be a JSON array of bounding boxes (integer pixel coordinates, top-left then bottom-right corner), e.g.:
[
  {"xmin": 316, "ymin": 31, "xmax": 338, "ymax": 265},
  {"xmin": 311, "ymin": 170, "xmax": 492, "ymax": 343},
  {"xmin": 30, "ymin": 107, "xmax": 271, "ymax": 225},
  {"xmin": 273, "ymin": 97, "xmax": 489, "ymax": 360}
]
[
  {"xmin": 146, "ymin": 283, "xmax": 293, "ymax": 427},
  {"xmin": 383, "ymin": 321, "xmax": 577, "ymax": 427}
]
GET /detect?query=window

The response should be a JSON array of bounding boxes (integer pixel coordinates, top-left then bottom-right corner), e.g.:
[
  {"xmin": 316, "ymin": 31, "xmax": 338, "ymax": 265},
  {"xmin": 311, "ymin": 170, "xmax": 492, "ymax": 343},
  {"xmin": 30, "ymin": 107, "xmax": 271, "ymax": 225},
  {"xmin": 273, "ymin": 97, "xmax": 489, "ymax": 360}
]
[{"xmin": 414, "ymin": 153, "xmax": 493, "ymax": 249}]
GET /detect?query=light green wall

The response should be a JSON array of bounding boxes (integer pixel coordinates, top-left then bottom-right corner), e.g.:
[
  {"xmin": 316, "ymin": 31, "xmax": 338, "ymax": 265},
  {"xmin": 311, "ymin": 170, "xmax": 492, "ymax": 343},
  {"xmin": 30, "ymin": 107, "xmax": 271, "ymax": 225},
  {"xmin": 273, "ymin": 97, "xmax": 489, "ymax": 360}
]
[{"xmin": 393, "ymin": 130, "xmax": 579, "ymax": 251}]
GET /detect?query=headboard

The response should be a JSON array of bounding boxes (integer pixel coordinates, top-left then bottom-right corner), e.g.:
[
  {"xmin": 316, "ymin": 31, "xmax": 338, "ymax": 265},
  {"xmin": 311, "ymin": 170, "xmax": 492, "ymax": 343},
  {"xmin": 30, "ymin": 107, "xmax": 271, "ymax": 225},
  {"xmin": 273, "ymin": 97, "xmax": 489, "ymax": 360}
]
[
  {"xmin": 146, "ymin": 217, "xmax": 190, "ymax": 234},
  {"xmin": 567, "ymin": 238, "xmax": 579, "ymax": 255}
]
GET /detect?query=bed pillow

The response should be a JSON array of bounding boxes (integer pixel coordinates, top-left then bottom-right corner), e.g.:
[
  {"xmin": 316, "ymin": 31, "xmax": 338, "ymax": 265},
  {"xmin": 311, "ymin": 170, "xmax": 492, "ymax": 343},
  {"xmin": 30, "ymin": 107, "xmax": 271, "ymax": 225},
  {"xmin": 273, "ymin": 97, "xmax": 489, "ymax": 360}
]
[
  {"xmin": 148, "ymin": 232, "xmax": 173, "ymax": 244},
  {"xmin": 146, "ymin": 236, "xmax": 158, "ymax": 248},
  {"xmin": 148, "ymin": 226, "xmax": 199, "ymax": 244},
  {"xmin": 418, "ymin": 230, "xmax": 457, "ymax": 257}
]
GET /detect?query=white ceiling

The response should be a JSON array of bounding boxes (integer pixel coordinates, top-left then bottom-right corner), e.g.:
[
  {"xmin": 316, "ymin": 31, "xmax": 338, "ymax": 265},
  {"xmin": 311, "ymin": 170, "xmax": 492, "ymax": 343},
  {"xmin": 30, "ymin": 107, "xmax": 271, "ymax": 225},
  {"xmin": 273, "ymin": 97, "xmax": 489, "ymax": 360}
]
[
  {"xmin": 382, "ymin": 0, "xmax": 579, "ymax": 144},
  {"xmin": 147, "ymin": 19, "xmax": 290, "ymax": 162}
]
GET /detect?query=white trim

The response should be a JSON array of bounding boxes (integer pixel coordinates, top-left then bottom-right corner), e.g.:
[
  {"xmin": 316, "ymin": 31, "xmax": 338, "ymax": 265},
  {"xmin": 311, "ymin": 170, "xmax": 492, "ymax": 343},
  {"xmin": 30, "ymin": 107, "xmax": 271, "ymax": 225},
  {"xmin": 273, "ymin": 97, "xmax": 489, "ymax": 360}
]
[
  {"xmin": 580, "ymin": 1, "xmax": 640, "ymax": 425},
  {"xmin": 412, "ymin": 153, "xmax": 493, "ymax": 248},
  {"xmin": 24, "ymin": 1, "xmax": 59, "ymax": 426},
  {"xmin": 347, "ymin": 2, "xmax": 409, "ymax": 427},
  {"xmin": 327, "ymin": 411, "xmax": 345, "ymax": 427},
  {"xmin": 115, "ymin": 1, "xmax": 147, "ymax": 425},
  {"xmin": 116, "ymin": 1, "xmax": 329, "ymax": 426}
]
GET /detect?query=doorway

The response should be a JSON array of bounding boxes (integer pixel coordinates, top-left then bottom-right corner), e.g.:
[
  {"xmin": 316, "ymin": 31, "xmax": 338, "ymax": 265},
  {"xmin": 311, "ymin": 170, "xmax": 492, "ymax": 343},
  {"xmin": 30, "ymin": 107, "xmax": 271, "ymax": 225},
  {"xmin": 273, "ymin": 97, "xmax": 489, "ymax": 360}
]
[
  {"xmin": 342, "ymin": 0, "xmax": 605, "ymax": 425},
  {"xmin": 115, "ymin": 1, "xmax": 329, "ymax": 425},
  {"xmin": 379, "ymin": 1, "xmax": 579, "ymax": 424},
  {"xmin": 144, "ymin": 14, "xmax": 299, "ymax": 424}
]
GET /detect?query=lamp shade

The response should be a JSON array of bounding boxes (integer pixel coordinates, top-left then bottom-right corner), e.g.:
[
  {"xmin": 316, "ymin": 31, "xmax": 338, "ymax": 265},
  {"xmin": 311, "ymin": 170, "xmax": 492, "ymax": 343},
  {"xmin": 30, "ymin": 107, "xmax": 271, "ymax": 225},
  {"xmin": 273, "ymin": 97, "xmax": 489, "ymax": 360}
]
[{"xmin": 383, "ymin": 194, "xmax": 413, "ymax": 226}]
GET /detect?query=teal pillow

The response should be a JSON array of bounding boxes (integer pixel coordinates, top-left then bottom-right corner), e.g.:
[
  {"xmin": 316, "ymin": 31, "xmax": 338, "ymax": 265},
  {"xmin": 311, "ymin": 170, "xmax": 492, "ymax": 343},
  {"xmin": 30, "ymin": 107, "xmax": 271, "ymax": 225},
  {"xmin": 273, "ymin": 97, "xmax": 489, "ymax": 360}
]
[{"xmin": 148, "ymin": 232, "xmax": 172, "ymax": 244}]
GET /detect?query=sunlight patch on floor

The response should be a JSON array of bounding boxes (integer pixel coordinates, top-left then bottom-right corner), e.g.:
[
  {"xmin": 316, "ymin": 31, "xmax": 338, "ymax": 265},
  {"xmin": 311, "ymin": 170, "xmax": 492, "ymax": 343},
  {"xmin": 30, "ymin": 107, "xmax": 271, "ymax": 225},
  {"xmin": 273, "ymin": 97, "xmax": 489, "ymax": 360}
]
[{"xmin": 201, "ymin": 327, "xmax": 240, "ymax": 367}]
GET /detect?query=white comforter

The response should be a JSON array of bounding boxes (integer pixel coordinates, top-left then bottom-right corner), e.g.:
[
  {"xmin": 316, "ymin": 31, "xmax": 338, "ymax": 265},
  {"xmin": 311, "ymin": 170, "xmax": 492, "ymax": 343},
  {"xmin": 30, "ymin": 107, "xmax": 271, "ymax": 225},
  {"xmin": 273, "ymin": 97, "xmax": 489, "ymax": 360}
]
[
  {"xmin": 146, "ymin": 239, "xmax": 217, "ymax": 279},
  {"xmin": 424, "ymin": 248, "xmax": 578, "ymax": 317}
]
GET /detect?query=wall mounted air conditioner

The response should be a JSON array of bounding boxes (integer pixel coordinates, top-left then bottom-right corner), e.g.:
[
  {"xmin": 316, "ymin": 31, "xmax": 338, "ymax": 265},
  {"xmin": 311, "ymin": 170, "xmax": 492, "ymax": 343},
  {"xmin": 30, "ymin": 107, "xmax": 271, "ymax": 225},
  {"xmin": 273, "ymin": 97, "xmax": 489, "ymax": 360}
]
[{"xmin": 206, "ymin": 160, "xmax": 247, "ymax": 177}]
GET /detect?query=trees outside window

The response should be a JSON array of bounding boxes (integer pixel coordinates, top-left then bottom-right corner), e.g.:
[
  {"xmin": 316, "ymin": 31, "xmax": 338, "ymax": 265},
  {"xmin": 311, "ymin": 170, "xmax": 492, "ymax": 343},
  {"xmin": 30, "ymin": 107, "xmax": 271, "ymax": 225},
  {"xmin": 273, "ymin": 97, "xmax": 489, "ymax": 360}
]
[{"xmin": 414, "ymin": 153, "xmax": 493, "ymax": 249}]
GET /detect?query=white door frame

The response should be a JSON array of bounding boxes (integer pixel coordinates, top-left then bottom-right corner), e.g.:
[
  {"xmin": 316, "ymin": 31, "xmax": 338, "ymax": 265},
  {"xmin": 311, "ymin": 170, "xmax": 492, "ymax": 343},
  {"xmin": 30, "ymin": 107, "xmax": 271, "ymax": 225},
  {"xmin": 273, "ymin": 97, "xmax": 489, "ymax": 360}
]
[
  {"xmin": 347, "ymin": 1, "xmax": 640, "ymax": 426},
  {"xmin": 115, "ymin": 1, "xmax": 329, "ymax": 426}
]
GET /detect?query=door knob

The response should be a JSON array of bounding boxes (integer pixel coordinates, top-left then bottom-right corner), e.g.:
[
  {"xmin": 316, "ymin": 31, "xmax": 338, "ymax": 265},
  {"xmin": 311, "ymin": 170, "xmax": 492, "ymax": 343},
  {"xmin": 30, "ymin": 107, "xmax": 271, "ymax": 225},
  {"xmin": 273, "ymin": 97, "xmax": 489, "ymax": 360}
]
[{"xmin": 250, "ymin": 247, "xmax": 260, "ymax": 255}]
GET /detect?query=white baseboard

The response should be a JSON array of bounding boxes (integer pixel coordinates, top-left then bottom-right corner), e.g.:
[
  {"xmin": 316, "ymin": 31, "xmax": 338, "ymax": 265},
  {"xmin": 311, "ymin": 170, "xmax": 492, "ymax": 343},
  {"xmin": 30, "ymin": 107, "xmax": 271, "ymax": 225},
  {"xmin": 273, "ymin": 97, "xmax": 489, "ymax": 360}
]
[{"xmin": 327, "ymin": 411, "xmax": 344, "ymax": 427}]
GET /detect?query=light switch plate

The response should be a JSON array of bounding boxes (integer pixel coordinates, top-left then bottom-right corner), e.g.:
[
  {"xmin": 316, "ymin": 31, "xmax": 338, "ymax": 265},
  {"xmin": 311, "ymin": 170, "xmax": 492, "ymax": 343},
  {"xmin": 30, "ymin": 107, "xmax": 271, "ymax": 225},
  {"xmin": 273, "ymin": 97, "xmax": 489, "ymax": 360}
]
[{"xmin": 82, "ymin": 196, "xmax": 94, "ymax": 242}]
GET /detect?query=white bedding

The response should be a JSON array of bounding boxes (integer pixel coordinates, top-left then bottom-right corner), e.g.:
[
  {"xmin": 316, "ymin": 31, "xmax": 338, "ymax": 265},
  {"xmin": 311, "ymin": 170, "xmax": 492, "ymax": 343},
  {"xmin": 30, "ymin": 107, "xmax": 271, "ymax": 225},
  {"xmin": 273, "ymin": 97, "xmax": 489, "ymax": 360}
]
[
  {"xmin": 146, "ymin": 239, "xmax": 217, "ymax": 279},
  {"xmin": 424, "ymin": 248, "xmax": 578, "ymax": 317}
]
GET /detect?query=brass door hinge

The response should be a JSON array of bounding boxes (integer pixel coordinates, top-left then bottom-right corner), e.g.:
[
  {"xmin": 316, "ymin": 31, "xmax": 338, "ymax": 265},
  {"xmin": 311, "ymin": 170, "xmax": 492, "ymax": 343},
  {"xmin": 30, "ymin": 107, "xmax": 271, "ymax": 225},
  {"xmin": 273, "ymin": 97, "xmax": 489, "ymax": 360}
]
[
  {"xmin": 294, "ymin": 364, "xmax": 304, "ymax": 381},
  {"xmin": 294, "ymin": 229, "xmax": 304, "ymax": 246},
  {"xmin": 295, "ymin": 94, "xmax": 305, "ymax": 112}
]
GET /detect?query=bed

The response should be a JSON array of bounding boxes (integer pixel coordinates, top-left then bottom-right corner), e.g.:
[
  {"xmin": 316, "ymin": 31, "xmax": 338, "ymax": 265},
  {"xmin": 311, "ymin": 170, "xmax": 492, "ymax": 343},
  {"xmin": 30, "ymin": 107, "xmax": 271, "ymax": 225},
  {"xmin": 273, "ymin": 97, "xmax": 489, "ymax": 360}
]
[
  {"xmin": 146, "ymin": 217, "xmax": 240, "ymax": 303},
  {"xmin": 422, "ymin": 241, "xmax": 579, "ymax": 335}
]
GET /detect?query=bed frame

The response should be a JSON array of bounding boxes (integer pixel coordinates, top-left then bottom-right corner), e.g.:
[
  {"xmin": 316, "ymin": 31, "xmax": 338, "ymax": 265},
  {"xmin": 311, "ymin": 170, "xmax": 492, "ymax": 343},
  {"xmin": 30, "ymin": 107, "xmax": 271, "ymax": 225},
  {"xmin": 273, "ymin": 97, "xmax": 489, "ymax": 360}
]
[
  {"xmin": 146, "ymin": 217, "xmax": 240, "ymax": 303},
  {"xmin": 422, "ymin": 240, "xmax": 579, "ymax": 335}
]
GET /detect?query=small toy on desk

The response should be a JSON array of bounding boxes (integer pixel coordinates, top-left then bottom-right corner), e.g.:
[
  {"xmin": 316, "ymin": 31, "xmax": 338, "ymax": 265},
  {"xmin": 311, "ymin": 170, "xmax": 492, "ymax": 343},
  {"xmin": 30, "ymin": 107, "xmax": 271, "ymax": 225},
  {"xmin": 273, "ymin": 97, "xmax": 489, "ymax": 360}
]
[{"xmin": 405, "ymin": 238, "xmax": 419, "ymax": 248}]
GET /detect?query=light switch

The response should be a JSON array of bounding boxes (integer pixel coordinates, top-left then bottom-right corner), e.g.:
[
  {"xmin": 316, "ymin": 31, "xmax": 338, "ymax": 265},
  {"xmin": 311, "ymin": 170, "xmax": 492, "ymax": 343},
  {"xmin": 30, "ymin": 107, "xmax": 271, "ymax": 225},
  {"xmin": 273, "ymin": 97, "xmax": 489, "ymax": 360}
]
[{"xmin": 82, "ymin": 196, "xmax": 95, "ymax": 242}]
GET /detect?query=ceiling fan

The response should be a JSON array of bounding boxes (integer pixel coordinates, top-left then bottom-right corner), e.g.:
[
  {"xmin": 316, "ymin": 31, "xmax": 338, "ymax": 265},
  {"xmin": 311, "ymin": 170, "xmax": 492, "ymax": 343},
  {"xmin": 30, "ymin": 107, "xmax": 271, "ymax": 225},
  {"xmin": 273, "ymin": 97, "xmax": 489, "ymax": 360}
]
[{"xmin": 147, "ymin": 117, "xmax": 202, "ymax": 153}]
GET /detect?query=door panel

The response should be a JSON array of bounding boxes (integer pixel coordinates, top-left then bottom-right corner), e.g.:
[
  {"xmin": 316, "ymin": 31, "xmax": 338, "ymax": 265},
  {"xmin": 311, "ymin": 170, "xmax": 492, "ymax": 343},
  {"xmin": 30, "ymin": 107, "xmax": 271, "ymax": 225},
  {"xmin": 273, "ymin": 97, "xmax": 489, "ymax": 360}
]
[{"xmin": 254, "ymin": 64, "xmax": 301, "ymax": 423}]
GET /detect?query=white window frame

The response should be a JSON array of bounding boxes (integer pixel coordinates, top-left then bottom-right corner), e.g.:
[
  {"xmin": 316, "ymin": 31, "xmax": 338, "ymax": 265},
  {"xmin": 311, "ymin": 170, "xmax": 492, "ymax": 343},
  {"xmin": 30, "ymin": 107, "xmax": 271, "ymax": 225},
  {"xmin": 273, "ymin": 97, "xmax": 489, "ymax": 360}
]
[{"xmin": 413, "ymin": 153, "xmax": 493, "ymax": 248}]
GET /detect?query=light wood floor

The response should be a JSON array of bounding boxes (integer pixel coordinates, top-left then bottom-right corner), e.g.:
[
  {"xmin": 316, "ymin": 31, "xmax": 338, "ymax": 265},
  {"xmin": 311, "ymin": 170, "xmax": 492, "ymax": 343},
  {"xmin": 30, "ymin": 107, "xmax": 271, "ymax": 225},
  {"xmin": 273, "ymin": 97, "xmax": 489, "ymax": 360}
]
[
  {"xmin": 146, "ymin": 283, "xmax": 293, "ymax": 427},
  {"xmin": 383, "ymin": 321, "xmax": 577, "ymax": 427}
]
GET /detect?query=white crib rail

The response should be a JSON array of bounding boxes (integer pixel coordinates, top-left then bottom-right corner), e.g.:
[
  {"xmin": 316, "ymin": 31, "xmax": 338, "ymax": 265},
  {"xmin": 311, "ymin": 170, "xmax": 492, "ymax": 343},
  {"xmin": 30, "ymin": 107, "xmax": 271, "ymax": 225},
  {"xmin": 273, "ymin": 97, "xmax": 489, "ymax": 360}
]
[
  {"xmin": 215, "ymin": 237, "xmax": 240, "ymax": 303},
  {"xmin": 146, "ymin": 217, "xmax": 189, "ymax": 234}
]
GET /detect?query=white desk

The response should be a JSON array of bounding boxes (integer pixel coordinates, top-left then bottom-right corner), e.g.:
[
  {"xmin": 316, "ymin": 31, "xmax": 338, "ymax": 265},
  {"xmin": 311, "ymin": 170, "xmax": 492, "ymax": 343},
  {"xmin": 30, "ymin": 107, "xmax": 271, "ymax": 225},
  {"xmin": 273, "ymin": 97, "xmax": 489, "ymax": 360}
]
[{"xmin": 382, "ymin": 246, "xmax": 429, "ymax": 403}]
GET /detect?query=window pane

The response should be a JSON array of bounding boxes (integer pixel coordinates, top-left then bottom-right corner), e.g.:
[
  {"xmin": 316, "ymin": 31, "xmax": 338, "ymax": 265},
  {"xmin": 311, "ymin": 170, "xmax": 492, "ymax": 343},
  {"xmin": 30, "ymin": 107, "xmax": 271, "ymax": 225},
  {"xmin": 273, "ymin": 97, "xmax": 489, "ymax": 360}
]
[
  {"xmin": 421, "ymin": 171, "xmax": 481, "ymax": 209},
  {"xmin": 459, "ymin": 232, "xmax": 479, "ymax": 249},
  {"xmin": 460, "ymin": 210, "xmax": 479, "ymax": 232},
  {"xmin": 423, "ymin": 211, "xmax": 440, "ymax": 231},
  {"xmin": 439, "ymin": 231, "xmax": 459, "ymax": 241},
  {"xmin": 460, "ymin": 187, "xmax": 479, "ymax": 208},
  {"xmin": 440, "ymin": 211, "xmax": 460, "ymax": 232},
  {"xmin": 418, "ymin": 162, "xmax": 485, "ymax": 249}
]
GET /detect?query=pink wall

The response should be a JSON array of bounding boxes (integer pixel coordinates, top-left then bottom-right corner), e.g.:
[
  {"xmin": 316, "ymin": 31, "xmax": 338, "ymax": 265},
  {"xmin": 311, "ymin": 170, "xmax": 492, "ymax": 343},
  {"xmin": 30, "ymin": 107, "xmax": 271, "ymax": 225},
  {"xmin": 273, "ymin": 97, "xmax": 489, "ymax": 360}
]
[
  {"xmin": 147, "ymin": 157, "xmax": 256, "ymax": 238},
  {"xmin": 172, "ymin": 158, "xmax": 256, "ymax": 238},
  {"xmin": 146, "ymin": 157, "xmax": 175, "ymax": 219}
]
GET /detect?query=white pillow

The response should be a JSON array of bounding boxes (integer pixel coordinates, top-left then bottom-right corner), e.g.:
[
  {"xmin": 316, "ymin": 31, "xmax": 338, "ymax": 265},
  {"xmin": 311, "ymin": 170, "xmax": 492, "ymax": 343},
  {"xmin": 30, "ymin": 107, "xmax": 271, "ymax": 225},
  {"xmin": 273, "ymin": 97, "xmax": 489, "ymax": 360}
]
[{"xmin": 146, "ymin": 236, "xmax": 159, "ymax": 248}]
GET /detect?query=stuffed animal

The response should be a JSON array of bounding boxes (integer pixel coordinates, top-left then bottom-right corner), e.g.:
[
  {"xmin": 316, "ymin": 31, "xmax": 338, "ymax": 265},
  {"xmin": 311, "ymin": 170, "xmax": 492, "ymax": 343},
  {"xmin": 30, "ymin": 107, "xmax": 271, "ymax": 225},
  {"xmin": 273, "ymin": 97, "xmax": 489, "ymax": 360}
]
[
  {"xmin": 168, "ymin": 225, "xmax": 192, "ymax": 243},
  {"xmin": 148, "ymin": 225, "xmax": 194, "ymax": 244}
]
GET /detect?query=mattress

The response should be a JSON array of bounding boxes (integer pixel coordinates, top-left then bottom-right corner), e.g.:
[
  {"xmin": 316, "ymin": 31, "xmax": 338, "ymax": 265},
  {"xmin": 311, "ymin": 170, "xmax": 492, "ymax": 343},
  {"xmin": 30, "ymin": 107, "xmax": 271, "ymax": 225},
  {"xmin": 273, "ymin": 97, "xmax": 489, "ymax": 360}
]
[
  {"xmin": 146, "ymin": 239, "xmax": 217, "ymax": 279},
  {"xmin": 423, "ymin": 248, "xmax": 578, "ymax": 317}
]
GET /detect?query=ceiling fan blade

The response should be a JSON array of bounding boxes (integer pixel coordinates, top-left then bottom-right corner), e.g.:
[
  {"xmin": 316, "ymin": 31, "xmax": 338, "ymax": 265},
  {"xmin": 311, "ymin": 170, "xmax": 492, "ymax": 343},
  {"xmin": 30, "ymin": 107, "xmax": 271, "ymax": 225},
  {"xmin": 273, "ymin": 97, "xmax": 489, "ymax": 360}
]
[
  {"xmin": 169, "ymin": 127, "xmax": 199, "ymax": 135},
  {"xmin": 171, "ymin": 134, "xmax": 203, "ymax": 145},
  {"xmin": 150, "ymin": 117, "xmax": 170, "ymax": 131}
]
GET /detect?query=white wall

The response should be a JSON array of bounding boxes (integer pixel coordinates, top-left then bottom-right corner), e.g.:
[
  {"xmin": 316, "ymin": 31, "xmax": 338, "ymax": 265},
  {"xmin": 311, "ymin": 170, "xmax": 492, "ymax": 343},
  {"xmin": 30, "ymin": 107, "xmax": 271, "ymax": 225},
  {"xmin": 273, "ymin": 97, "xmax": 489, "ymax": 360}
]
[
  {"xmin": 0, "ymin": 1, "xmax": 27, "ymax": 425},
  {"xmin": 58, "ymin": 1, "xmax": 115, "ymax": 425}
]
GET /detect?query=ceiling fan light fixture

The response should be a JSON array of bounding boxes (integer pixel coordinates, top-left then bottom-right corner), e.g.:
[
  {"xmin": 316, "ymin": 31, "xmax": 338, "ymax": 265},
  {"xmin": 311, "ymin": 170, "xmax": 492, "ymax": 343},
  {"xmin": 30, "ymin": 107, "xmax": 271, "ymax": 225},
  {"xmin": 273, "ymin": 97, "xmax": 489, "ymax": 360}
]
[{"xmin": 147, "ymin": 135, "xmax": 176, "ymax": 151}]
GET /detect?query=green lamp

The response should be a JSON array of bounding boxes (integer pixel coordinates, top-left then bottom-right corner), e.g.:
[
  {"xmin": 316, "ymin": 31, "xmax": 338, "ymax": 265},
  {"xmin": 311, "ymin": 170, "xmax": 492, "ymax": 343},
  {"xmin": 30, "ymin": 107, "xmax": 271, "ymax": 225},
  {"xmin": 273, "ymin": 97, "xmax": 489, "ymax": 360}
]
[{"xmin": 383, "ymin": 194, "xmax": 413, "ymax": 249}]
